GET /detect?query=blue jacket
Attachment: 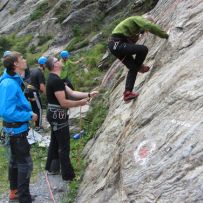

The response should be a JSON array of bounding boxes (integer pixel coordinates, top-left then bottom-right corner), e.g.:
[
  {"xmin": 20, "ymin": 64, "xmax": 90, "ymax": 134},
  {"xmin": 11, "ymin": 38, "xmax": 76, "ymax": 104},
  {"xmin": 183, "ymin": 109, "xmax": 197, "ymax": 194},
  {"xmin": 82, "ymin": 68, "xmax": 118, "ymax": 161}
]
[{"xmin": 0, "ymin": 70, "xmax": 33, "ymax": 136}]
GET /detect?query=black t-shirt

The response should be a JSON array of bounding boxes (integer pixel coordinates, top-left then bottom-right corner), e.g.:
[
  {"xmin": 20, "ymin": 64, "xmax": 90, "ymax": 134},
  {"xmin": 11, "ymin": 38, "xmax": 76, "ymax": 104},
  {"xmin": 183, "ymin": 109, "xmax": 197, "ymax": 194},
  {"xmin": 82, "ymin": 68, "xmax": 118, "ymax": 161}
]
[
  {"xmin": 46, "ymin": 73, "xmax": 65, "ymax": 105},
  {"xmin": 30, "ymin": 68, "xmax": 45, "ymax": 91}
]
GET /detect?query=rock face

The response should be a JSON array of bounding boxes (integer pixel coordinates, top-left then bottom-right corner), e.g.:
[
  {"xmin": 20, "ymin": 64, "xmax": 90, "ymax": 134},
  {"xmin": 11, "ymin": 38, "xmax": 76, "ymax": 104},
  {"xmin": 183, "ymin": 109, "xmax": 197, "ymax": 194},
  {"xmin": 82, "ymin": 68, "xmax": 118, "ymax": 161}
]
[
  {"xmin": 76, "ymin": 0, "xmax": 203, "ymax": 202},
  {"xmin": 0, "ymin": 0, "xmax": 112, "ymax": 42},
  {"xmin": 0, "ymin": 0, "xmax": 155, "ymax": 49},
  {"xmin": 0, "ymin": 0, "xmax": 39, "ymax": 34}
]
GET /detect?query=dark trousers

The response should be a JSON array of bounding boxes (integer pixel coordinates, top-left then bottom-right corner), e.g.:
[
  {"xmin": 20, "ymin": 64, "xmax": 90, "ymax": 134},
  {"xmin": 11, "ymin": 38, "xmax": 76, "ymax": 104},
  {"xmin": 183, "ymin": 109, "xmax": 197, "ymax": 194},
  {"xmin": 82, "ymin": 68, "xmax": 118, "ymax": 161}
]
[
  {"xmin": 45, "ymin": 109, "xmax": 75, "ymax": 181},
  {"xmin": 108, "ymin": 40, "xmax": 148, "ymax": 91},
  {"xmin": 9, "ymin": 132, "xmax": 33, "ymax": 203},
  {"xmin": 30, "ymin": 92, "xmax": 42, "ymax": 128}
]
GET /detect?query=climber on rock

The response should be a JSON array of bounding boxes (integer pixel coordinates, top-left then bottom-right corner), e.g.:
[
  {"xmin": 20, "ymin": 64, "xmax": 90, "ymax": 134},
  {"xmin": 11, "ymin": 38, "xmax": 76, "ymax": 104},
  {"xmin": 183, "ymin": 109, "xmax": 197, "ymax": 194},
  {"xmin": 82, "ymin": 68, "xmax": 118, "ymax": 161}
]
[{"xmin": 108, "ymin": 14, "xmax": 169, "ymax": 102}]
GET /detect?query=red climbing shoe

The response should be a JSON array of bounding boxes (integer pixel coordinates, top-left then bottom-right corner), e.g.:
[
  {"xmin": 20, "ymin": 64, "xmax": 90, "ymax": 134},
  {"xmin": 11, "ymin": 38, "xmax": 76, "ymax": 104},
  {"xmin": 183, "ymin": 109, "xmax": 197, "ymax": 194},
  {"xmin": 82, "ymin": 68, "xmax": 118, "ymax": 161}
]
[
  {"xmin": 138, "ymin": 64, "xmax": 150, "ymax": 73},
  {"xmin": 9, "ymin": 190, "xmax": 35, "ymax": 202},
  {"xmin": 123, "ymin": 90, "xmax": 139, "ymax": 102},
  {"xmin": 9, "ymin": 189, "xmax": 18, "ymax": 202}
]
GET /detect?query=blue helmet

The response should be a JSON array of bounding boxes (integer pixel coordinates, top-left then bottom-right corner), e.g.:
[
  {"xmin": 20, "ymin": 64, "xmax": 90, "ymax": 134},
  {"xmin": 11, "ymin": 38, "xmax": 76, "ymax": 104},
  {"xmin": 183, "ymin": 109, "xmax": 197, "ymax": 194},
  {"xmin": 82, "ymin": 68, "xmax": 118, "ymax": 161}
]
[
  {"xmin": 38, "ymin": 56, "xmax": 48, "ymax": 65},
  {"xmin": 60, "ymin": 50, "xmax": 70, "ymax": 59},
  {"xmin": 3, "ymin": 51, "xmax": 11, "ymax": 58}
]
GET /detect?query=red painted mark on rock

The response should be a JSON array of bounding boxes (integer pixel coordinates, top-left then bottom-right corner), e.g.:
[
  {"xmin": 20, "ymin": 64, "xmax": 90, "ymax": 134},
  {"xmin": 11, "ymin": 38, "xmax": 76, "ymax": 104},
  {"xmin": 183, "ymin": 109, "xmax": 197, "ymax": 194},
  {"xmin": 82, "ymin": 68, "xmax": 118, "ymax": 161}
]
[
  {"xmin": 138, "ymin": 146, "xmax": 149, "ymax": 159},
  {"xmin": 134, "ymin": 140, "xmax": 156, "ymax": 165}
]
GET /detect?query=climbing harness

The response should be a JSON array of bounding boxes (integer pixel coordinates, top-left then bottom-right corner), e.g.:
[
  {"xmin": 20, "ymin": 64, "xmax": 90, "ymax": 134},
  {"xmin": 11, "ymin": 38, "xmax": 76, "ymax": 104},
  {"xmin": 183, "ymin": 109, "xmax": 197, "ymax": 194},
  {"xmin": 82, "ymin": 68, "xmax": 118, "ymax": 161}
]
[
  {"xmin": 0, "ymin": 128, "xmax": 13, "ymax": 160},
  {"xmin": 48, "ymin": 104, "xmax": 69, "ymax": 131},
  {"xmin": 113, "ymin": 41, "xmax": 119, "ymax": 50},
  {"xmin": 0, "ymin": 128, "xmax": 10, "ymax": 146},
  {"xmin": 0, "ymin": 127, "xmax": 5, "ymax": 145}
]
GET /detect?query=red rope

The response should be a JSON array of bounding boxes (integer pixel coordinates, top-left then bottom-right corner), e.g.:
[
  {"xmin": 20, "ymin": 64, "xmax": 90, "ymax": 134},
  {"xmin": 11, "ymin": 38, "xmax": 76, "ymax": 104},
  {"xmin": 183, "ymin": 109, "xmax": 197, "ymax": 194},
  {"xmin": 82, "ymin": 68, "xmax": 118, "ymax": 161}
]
[{"xmin": 44, "ymin": 171, "xmax": 57, "ymax": 203}]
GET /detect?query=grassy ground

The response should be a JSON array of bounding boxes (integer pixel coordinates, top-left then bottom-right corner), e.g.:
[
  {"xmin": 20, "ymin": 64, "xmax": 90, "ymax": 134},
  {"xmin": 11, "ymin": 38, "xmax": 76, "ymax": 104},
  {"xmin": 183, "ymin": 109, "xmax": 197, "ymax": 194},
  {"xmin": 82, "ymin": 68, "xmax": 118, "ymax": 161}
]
[
  {"xmin": 0, "ymin": 146, "xmax": 9, "ymax": 194},
  {"xmin": 30, "ymin": 145, "xmax": 47, "ymax": 183}
]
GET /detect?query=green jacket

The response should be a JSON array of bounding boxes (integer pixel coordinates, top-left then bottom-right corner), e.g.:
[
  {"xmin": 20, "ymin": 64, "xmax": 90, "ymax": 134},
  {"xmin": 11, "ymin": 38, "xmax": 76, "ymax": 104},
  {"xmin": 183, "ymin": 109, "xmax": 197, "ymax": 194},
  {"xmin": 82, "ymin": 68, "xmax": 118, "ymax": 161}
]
[
  {"xmin": 61, "ymin": 59, "xmax": 75, "ymax": 79},
  {"xmin": 112, "ymin": 16, "xmax": 168, "ymax": 39}
]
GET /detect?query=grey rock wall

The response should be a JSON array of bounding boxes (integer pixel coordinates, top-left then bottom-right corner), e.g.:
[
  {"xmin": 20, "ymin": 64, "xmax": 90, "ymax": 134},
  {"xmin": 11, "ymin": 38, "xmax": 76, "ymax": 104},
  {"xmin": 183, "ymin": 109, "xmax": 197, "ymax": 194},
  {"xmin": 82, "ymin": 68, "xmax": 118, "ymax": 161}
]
[
  {"xmin": 0, "ymin": 0, "xmax": 39, "ymax": 34},
  {"xmin": 0, "ymin": 0, "xmax": 153, "ymax": 48},
  {"xmin": 76, "ymin": 0, "xmax": 203, "ymax": 202}
]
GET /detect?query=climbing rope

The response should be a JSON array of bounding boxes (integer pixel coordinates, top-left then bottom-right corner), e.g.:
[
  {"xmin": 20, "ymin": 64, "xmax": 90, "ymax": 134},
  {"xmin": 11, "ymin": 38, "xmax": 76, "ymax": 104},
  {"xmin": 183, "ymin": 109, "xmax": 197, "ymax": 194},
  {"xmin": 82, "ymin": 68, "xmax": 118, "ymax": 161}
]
[
  {"xmin": 75, "ymin": 106, "xmax": 84, "ymax": 169},
  {"xmin": 44, "ymin": 171, "xmax": 57, "ymax": 203}
]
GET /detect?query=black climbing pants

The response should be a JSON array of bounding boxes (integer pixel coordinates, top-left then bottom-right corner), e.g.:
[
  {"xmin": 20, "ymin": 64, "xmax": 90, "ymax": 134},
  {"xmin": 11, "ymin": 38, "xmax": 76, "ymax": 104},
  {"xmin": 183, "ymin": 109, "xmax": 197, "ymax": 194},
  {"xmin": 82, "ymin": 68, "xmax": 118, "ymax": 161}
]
[
  {"xmin": 45, "ymin": 105, "xmax": 75, "ymax": 181},
  {"xmin": 9, "ymin": 132, "xmax": 33, "ymax": 203},
  {"xmin": 108, "ymin": 35, "xmax": 148, "ymax": 91}
]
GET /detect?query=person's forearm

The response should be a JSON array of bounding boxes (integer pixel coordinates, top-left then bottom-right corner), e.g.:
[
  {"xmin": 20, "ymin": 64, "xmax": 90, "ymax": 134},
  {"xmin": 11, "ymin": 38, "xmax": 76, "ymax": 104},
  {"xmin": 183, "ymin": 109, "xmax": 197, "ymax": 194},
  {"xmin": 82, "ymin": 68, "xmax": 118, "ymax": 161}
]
[
  {"xmin": 145, "ymin": 23, "xmax": 168, "ymax": 38},
  {"xmin": 61, "ymin": 99, "xmax": 84, "ymax": 108},
  {"xmin": 71, "ymin": 91, "xmax": 89, "ymax": 99}
]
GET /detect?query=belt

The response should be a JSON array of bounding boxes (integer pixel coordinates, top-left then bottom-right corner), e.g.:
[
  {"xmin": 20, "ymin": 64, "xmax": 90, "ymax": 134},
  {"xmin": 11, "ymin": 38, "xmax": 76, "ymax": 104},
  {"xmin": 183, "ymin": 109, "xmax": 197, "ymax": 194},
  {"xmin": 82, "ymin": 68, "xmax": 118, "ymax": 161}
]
[
  {"xmin": 110, "ymin": 33, "xmax": 128, "ymax": 42},
  {"xmin": 111, "ymin": 33, "xmax": 127, "ymax": 38},
  {"xmin": 48, "ymin": 104, "xmax": 66, "ymax": 109},
  {"xmin": 3, "ymin": 121, "xmax": 27, "ymax": 128},
  {"xmin": 10, "ymin": 131, "xmax": 28, "ymax": 138}
]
